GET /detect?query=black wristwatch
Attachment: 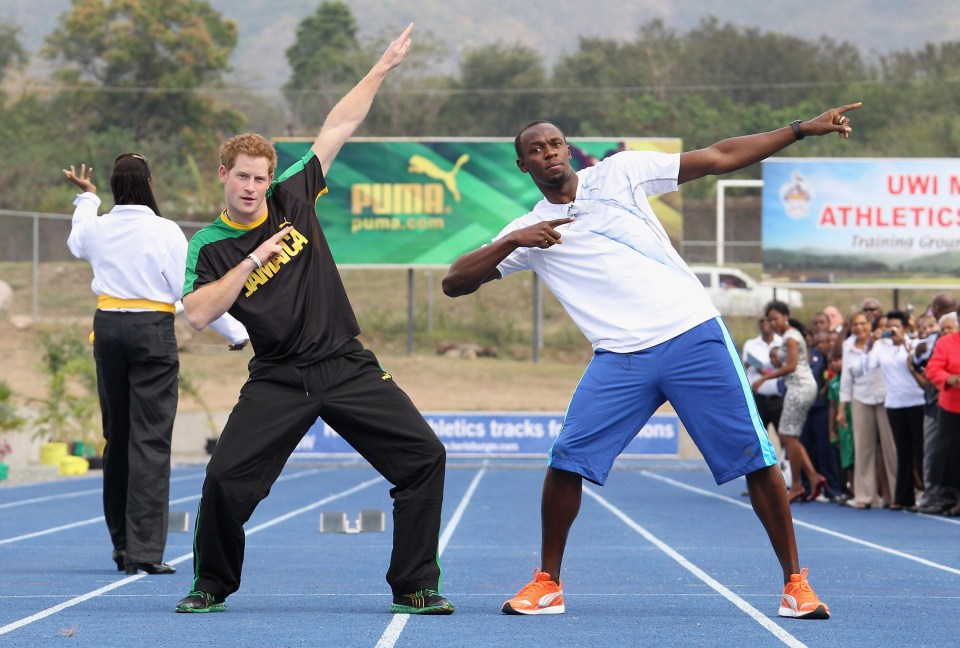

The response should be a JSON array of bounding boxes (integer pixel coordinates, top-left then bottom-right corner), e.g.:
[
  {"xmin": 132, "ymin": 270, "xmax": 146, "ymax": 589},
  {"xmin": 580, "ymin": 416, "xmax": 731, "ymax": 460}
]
[{"xmin": 790, "ymin": 120, "xmax": 805, "ymax": 141}]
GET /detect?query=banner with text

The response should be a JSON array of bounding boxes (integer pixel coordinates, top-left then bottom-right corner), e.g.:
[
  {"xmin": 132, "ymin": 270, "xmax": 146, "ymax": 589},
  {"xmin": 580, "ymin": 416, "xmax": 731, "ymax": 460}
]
[
  {"xmin": 274, "ymin": 137, "xmax": 682, "ymax": 266},
  {"xmin": 292, "ymin": 411, "xmax": 680, "ymax": 458},
  {"xmin": 762, "ymin": 158, "xmax": 960, "ymax": 282}
]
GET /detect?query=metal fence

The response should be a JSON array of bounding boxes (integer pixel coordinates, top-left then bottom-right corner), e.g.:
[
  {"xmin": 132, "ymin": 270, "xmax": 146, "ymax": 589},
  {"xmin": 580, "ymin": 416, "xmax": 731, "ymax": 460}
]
[
  {"xmin": 0, "ymin": 209, "xmax": 210, "ymax": 321},
  {"xmin": 0, "ymin": 199, "xmax": 952, "ymax": 328}
]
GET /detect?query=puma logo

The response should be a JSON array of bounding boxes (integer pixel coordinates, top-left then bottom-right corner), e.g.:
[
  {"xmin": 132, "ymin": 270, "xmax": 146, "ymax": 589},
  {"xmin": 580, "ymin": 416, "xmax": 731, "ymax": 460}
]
[
  {"xmin": 538, "ymin": 592, "xmax": 563, "ymax": 607},
  {"xmin": 407, "ymin": 154, "xmax": 470, "ymax": 202}
]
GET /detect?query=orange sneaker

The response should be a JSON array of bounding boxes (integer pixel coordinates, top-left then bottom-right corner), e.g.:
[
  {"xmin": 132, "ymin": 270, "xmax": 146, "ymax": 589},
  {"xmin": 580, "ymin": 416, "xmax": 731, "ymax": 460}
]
[
  {"xmin": 778, "ymin": 568, "xmax": 830, "ymax": 619},
  {"xmin": 501, "ymin": 569, "xmax": 565, "ymax": 615}
]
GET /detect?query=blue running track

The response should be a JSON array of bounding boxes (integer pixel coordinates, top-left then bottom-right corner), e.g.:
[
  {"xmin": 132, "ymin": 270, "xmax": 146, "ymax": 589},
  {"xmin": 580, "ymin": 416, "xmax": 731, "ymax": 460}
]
[{"xmin": 1, "ymin": 458, "xmax": 958, "ymax": 647}]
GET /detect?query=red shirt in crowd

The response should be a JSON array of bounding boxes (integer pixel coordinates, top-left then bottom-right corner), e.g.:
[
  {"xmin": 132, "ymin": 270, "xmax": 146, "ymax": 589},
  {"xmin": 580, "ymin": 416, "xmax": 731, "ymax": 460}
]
[{"xmin": 926, "ymin": 332, "xmax": 960, "ymax": 414}]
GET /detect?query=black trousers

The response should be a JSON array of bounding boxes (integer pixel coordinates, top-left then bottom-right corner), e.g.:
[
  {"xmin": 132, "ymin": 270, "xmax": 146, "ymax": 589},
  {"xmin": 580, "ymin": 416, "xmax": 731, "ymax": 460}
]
[
  {"xmin": 885, "ymin": 405, "xmax": 925, "ymax": 507},
  {"xmin": 801, "ymin": 404, "xmax": 841, "ymax": 496},
  {"xmin": 93, "ymin": 310, "xmax": 178, "ymax": 564},
  {"xmin": 192, "ymin": 342, "xmax": 447, "ymax": 600},
  {"xmin": 754, "ymin": 394, "xmax": 784, "ymax": 433},
  {"xmin": 931, "ymin": 407, "xmax": 960, "ymax": 490}
]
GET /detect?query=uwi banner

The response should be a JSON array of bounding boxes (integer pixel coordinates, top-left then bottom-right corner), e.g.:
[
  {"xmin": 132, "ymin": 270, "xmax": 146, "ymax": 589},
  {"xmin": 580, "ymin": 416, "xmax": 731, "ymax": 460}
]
[
  {"xmin": 274, "ymin": 137, "xmax": 682, "ymax": 266},
  {"xmin": 762, "ymin": 158, "xmax": 960, "ymax": 282},
  {"xmin": 292, "ymin": 411, "xmax": 681, "ymax": 458}
]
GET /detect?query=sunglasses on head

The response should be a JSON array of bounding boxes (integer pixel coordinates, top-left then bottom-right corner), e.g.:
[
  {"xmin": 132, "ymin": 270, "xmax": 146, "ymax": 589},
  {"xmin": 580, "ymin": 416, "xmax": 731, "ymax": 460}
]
[{"xmin": 115, "ymin": 153, "xmax": 147, "ymax": 164}]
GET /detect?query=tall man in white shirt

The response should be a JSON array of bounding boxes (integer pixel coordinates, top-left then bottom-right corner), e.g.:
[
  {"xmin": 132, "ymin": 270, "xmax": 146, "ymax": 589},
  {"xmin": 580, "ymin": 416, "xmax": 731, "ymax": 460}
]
[{"xmin": 443, "ymin": 102, "xmax": 862, "ymax": 621}]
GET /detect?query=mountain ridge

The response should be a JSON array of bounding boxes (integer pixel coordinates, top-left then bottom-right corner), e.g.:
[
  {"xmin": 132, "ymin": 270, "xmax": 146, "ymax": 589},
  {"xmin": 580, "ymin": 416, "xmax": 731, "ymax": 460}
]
[{"xmin": 5, "ymin": 0, "xmax": 960, "ymax": 90}]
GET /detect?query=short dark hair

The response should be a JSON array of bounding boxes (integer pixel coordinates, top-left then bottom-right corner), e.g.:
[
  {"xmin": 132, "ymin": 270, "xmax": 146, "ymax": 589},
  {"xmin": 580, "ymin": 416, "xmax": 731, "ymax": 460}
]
[
  {"xmin": 514, "ymin": 120, "xmax": 563, "ymax": 160},
  {"xmin": 885, "ymin": 310, "xmax": 908, "ymax": 326},
  {"xmin": 111, "ymin": 154, "xmax": 160, "ymax": 217},
  {"xmin": 764, "ymin": 300, "xmax": 790, "ymax": 317}
]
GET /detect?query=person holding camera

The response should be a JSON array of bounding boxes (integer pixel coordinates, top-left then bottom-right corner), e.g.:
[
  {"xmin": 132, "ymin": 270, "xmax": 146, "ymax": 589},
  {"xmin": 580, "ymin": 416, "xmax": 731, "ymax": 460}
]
[{"xmin": 863, "ymin": 311, "xmax": 925, "ymax": 510}]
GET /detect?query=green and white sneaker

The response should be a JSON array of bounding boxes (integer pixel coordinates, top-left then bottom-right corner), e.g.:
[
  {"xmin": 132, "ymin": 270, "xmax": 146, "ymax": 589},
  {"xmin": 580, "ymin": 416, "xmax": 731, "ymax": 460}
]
[
  {"xmin": 175, "ymin": 591, "xmax": 226, "ymax": 613},
  {"xmin": 390, "ymin": 589, "xmax": 454, "ymax": 615}
]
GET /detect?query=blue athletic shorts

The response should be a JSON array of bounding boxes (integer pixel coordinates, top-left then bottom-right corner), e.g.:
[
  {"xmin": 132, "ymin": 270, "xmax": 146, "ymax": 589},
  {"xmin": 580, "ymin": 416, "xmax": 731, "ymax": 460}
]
[{"xmin": 549, "ymin": 317, "xmax": 777, "ymax": 485}]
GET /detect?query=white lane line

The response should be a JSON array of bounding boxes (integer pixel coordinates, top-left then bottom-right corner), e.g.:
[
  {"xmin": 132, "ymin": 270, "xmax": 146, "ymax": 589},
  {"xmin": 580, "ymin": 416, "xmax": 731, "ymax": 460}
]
[
  {"xmin": 0, "ymin": 488, "xmax": 102, "ymax": 511},
  {"xmin": 0, "ymin": 472, "xmax": 202, "ymax": 511},
  {"xmin": 0, "ymin": 574, "xmax": 151, "ymax": 635},
  {"xmin": 375, "ymin": 464, "xmax": 487, "ymax": 648},
  {"xmin": 0, "ymin": 474, "xmax": 382, "ymax": 636},
  {"xmin": 584, "ymin": 486, "xmax": 808, "ymax": 648},
  {"xmin": 0, "ymin": 516, "xmax": 104, "ymax": 546},
  {"xmin": 0, "ymin": 468, "xmax": 327, "ymax": 546},
  {"xmin": 642, "ymin": 471, "xmax": 960, "ymax": 576}
]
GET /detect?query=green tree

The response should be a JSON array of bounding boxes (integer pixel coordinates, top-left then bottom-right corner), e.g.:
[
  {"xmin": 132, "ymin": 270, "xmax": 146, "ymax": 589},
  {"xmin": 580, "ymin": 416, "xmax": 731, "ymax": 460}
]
[
  {"xmin": 551, "ymin": 20, "xmax": 684, "ymax": 136},
  {"xmin": 875, "ymin": 42, "xmax": 960, "ymax": 157},
  {"xmin": 43, "ymin": 0, "xmax": 242, "ymax": 153},
  {"xmin": 0, "ymin": 23, "xmax": 28, "ymax": 84},
  {"xmin": 360, "ymin": 27, "xmax": 452, "ymax": 137},
  {"xmin": 439, "ymin": 42, "xmax": 547, "ymax": 136},
  {"xmin": 677, "ymin": 17, "xmax": 867, "ymax": 109},
  {"xmin": 283, "ymin": 1, "xmax": 366, "ymax": 132}
]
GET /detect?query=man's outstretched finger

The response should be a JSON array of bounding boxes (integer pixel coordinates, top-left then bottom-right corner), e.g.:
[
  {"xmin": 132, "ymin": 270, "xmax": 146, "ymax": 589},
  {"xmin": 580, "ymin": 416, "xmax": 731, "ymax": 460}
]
[
  {"xmin": 269, "ymin": 226, "xmax": 292, "ymax": 243},
  {"xmin": 548, "ymin": 217, "xmax": 576, "ymax": 228},
  {"xmin": 837, "ymin": 101, "xmax": 863, "ymax": 115}
]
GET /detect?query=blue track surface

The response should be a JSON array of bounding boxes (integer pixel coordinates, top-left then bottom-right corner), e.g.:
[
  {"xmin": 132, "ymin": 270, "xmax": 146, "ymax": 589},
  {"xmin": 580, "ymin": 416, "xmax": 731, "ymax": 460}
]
[{"xmin": 1, "ymin": 458, "xmax": 958, "ymax": 647}]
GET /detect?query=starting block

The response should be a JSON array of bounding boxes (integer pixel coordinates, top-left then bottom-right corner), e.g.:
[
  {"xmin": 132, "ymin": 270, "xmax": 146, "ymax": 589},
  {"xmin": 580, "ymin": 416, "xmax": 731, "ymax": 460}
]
[
  {"xmin": 169, "ymin": 511, "xmax": 190, "ymax": 533},
  {"xmin": 320, "ymin": 509, "xmax": 385, "ymax": 534}
]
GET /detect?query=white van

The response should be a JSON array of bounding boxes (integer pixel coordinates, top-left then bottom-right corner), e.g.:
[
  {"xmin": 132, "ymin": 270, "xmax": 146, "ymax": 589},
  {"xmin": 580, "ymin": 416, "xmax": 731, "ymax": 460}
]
[{"xmin": 688, "ymin": 265, "xmax": 803, "ymax": 317}]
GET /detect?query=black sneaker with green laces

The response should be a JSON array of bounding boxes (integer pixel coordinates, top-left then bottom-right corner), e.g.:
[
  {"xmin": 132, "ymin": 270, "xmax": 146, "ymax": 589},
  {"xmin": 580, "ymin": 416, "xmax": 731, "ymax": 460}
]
[
  {"xmin": 175, "ymin": 591, "xmax": 226, "ymax": 613},
  {"xmin": 390, "ymin": 589, "xmax": 454, "ymax": 615}
]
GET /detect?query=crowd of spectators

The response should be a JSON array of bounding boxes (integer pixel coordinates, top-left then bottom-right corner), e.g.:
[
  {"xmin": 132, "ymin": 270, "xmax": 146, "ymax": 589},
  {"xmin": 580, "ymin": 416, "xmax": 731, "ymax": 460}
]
[{"xmin": 742, "ymin": 292, "xmax": 960, "ymax": 516}]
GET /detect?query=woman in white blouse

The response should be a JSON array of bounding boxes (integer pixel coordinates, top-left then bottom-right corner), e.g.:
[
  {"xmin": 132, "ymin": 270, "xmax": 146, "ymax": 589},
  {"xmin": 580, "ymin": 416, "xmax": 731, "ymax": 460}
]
[
  {"xmin": 863, "ymin": 310, "xmax": 925, "ymax": 510},
  {"xmin": 64, "ymin": 154, "xmax": 246, "ymax": 575},
  {"xmin": 838, "ymin": 311, "xmax": 898, "ymax": 508}
]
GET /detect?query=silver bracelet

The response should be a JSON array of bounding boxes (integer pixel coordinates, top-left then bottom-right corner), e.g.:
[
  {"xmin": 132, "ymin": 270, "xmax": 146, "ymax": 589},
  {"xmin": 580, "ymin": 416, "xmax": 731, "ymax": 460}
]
[{"xmin": 246, "ymin": 253, "xmax": 262, "ymax": 269}]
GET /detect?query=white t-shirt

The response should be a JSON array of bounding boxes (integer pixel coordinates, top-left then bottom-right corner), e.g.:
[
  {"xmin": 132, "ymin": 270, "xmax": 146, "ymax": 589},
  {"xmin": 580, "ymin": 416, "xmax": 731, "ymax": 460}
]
[
  {"xmin": 742, "ymin": 333, "xmax": 783, "ymax": 396},
  {"xmin": 495, "ymin": 151, "xmax": 719, "ymax": 352},
  {"xmin": 67, "ymin": 192, "xmax": 248, "ymax": 344},
  {"xmin": 67, "ymin": 192, "xmax": 188, "ymax": 306},
  {"xmin": 863, "ymin": 339, "xmax": 925, "ymax": 408},
  {"xmin": 840, "ymin": 336, "xmax": 886, "ymax": 405}
]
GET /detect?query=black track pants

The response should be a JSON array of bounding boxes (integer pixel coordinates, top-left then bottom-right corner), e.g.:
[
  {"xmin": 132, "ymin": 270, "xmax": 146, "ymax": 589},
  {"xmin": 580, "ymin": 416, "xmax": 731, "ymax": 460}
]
[
  {"xmin": 190, "ymin": 343, "xmax": 446, "ymax": 599},
  {"xmin": 93, "ymin": 310, "xmax": 177, "ymax": 565}
]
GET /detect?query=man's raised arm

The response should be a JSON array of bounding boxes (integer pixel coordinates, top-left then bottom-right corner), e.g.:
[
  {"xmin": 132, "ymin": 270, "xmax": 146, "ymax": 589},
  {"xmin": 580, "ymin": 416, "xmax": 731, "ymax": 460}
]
[
  {"xmin": 677, "ymin": 102, "xmax": 862, "ymax": 185},
  {"xmin": 311, "ymin": 23, "xmax": 413, "ymax": 172}
]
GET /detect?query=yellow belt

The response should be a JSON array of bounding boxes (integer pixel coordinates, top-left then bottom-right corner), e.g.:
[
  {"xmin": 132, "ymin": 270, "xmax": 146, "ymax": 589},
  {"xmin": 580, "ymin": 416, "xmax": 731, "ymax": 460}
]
[
  {"xmin": 97, "ymin": 295, "xmax": 176, "ymax": 313},
  {"xmin": 91, "ymin": 296, "xmax": 176, "ymax": 344}
]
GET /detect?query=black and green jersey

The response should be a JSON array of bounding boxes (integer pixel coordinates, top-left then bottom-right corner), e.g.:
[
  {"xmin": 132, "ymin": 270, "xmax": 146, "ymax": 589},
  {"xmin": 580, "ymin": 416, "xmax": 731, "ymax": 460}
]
[{"xmin": 184, "ymin": 151, "xmax": 359, "ymax": 367}]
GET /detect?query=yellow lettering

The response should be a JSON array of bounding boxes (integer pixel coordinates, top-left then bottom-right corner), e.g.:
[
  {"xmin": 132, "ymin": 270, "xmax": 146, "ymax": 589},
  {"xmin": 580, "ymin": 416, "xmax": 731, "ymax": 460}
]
[
  {"xmin": 398, "ymin": 184, "xmax": 422, "ymax": 213},
  {"xmin": 257, "ymin": 263, "xmax": 276, "ymax": 279},
  {"xmin": 423, "ymin": 185, "xmax": 444, "ymax": 213},
  {"xmin": 351, "ymin": 185, "xmax": 372, "ymax": 215},
  {"xmin": 349, "ymin": 183, "xmax": 446, "ymax": 215},
  {"xmin": 289, "ymin": 228, "xmax": 309, "ymax": 254},
  {"xmin": 243, "ymin": 271, "xmax": 265, "ymax": 297},
  {"xmin": 240, "ymin": 226, "xmax": 310, "ymax": 298},
  {"xmin": 371, "ymin": 184, "xmax": 390, "ymax": 214}
]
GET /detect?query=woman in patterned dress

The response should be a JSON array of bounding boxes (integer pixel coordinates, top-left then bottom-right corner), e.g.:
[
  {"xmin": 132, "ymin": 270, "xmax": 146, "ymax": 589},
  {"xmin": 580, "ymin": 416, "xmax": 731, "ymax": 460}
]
[{"xmin": 752, "ymin": 301, "xmax": 827, "ymax": 503}]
